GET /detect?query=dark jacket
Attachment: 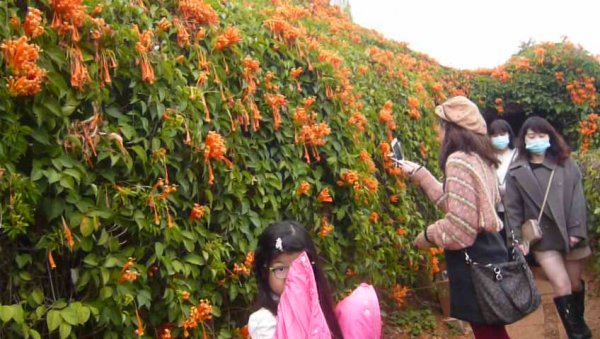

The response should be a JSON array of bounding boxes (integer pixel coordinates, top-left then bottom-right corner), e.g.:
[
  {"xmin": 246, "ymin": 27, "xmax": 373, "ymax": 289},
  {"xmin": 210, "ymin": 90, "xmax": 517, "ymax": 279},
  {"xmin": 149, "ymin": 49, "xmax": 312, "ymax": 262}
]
[{"xmin": 504, "ymin": 155, "xmax": 588, "ymax": 252}]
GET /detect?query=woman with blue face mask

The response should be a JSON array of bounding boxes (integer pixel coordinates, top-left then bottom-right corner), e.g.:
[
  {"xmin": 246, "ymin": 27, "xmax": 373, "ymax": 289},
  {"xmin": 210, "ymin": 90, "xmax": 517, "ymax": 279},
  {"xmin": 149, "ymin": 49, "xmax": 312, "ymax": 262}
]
[
  {"xmin": 488, "ymin": 120, "xmax": 517, "ymax": 210},
  {"xmin": 504, "ymin": 116, "xmax": 591, "ymax": 338}
]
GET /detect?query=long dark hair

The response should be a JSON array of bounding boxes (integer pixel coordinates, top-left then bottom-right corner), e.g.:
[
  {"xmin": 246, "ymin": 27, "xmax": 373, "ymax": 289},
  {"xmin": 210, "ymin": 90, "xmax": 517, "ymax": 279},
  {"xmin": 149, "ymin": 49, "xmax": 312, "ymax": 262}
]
[
  {"xmin": 515, "ymin": 116, "xmax": 571, "ymax": 165},
  {"xmin": 252, "ymin": 220, "xmax": 343, "ymax": 338},
  {"xmin": 439, "ymin": 120, "xmax": 500, "ymax": 171},
  {"xmin": 489, "ymin": 119, "xmax": 515, "ymax": 149}
]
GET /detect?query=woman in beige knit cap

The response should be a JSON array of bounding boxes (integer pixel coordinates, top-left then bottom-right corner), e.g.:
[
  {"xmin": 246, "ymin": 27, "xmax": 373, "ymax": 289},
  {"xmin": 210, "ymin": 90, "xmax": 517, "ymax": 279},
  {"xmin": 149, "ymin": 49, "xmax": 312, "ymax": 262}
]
[{"xmin": 395, "ymin": 96, "xmax": 511, "ymax": 338}]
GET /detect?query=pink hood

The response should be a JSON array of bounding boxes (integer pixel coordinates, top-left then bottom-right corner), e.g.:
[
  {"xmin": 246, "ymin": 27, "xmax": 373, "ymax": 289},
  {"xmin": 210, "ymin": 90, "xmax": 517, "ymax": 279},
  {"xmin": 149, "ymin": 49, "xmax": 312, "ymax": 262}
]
[
  {"xmin": 273, "ymin": 252, "xmax": 381, "ymax": 338},
  {"xmin": 274, "ymin": 252, "xmax": 331, "ymax": 339}
]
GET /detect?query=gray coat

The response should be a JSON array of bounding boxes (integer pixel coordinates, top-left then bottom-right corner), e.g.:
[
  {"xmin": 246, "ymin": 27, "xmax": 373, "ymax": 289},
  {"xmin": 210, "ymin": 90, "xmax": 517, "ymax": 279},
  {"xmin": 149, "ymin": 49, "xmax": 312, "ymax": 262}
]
[{"xmin": 504, "ymin": 155, "xmax": 588, "ymax": 252}]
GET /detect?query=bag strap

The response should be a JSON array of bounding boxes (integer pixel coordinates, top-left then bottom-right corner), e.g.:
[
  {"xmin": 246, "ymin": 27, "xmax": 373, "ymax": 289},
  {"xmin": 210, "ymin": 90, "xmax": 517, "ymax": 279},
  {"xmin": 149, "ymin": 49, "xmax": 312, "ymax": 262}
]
[{"xmin": 536, "ymin": 169, "xmax": 555, "ymax": 223}]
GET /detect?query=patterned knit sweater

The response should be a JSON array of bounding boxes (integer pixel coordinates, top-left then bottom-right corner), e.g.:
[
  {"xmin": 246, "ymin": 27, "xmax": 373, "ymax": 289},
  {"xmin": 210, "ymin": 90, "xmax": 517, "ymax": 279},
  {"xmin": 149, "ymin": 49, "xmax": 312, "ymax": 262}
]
[{"xmin": 413, "ymin": 151, "xmax": 503, "ymax": 250}]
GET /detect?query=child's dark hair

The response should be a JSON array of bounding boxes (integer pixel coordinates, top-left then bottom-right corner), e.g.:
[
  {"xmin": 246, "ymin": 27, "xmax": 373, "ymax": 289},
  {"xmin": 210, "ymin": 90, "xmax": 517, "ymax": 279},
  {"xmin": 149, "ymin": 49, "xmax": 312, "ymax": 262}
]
[
  {"xmin": 489, "ymin": 119, "xmax": 516, "ymax": 149},
  {"xmin": 515, "ymin": 116, "xmax": 571, "ymax": 165},
  {"xmin": 252, "ymin": 220, "xmax": 343, "ymax": 338}
]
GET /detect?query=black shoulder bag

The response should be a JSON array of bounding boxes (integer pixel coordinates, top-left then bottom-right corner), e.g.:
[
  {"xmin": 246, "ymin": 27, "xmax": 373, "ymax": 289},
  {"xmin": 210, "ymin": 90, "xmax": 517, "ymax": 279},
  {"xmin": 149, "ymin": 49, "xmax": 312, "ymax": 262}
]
[{"xmin": 464, "ymin": 161, "xmax": 541, "ymax": 325}]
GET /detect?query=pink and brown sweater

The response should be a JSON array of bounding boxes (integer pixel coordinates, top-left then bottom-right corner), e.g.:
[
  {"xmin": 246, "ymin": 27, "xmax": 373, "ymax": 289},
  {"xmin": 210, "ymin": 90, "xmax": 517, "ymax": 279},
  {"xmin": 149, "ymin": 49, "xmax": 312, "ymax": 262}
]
[{"xmin": 412, "ymin": 151, "xmax": 503, "ymax": 250}]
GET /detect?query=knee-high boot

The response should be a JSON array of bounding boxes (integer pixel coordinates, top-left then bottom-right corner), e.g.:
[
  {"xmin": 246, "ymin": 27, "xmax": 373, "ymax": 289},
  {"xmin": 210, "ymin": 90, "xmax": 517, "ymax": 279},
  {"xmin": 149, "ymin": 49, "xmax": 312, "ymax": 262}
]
[
  {"xmin": 554, "ymin": 294, "xmax": 592, "ymax": 339},
  {"xmin": 572, "ymin": 281, "xmax": 592, "ymax": 338}
]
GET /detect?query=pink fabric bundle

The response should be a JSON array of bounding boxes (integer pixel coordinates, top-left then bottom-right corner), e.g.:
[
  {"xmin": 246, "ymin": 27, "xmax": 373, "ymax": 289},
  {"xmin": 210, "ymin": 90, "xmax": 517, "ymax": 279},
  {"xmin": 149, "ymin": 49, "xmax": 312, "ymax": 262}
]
[{"xmin": 274, "ymin": 252, "xmax": 381, "ymax": 339}]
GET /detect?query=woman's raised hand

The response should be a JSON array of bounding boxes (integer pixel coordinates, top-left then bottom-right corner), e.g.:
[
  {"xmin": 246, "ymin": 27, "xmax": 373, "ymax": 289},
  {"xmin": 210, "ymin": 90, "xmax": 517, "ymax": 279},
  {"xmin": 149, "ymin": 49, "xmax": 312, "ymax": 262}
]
[{"xmin": 390, "ymin": 158, "xmax": 422, "ymax": 176}]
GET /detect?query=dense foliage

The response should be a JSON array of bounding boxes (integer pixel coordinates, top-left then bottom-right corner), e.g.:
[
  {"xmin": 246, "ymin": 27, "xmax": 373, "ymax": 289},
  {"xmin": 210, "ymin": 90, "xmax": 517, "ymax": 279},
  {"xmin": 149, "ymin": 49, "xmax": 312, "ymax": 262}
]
[
  {"xmin": 0, "ymin": 0, "xmax": 457, "ymax": 337},
  {"xmin": 0, "ymin": 0, "xmax": 598, "ymax": 338}
]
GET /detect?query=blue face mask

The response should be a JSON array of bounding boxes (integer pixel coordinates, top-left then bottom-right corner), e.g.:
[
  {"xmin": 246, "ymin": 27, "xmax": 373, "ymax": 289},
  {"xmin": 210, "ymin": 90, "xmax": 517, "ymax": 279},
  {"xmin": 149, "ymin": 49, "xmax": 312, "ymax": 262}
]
[
  {"xmin": 491, "ymin": 135, "xmax": 510, "ymax": 150},
  {"xmin": 525, "ymin": 139, "xmax": 551, "ymax": 155}
]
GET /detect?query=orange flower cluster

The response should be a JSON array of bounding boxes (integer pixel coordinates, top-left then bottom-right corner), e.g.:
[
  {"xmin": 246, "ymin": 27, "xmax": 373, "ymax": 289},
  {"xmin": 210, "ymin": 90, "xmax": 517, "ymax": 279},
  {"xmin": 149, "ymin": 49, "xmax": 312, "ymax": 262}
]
[
  {"xmin": 263, "ymin": 19, "xmax": 306, "ymax": 45},
  {"xmin": 178, "ymin": 0, "xmax": 219, "ymax": 28},
  {"xmin": 396, "ymin": 228, "xmax": 405, "ymax": 236},
  {"xmin": 24, "ymin": 8, "xmax": 44, "ymax": 38},
  {"xmin": 48, "ymin": 251, "xmax": 57, "ymax": 269},
  {"xmin": 348, "ymin": 112, "xmax": 368, "ymax": 134},
  {"xmin": 319, "ymin": 217, "xmax": 334, "ymax": 237},
  {"xmin": 555, "ymin": 71, "xmax": 565, "ymax": 83},
  {"xmin": 296, "ymin": 122, "xmax": 331, "ymax": 163},
  {"xmin": 378, "ymin": 101, "xmax": 396, "ymax": 140},
  {"xmin": 265, "ymin": 93, "xmax": 287, "ymax": 129},
  {"xmin": 407, "ymin": 96, "xmax": 421, "ymax": 119},
  {"xmin": 241, "ymin": 57, "xmax": 261, "ymax": 131},
  {"xmin": 579, "ymin": 113, "xmax": 598, "ymax": 154},
  {"xmin": 491, "ymin": 65, "xmax": 511, "ymax": 83},
  {"xmin": 359, "ymin": 149, "xmax": 376, "ymax": 172},
  {"xmin": 135, "ymin": 308, "xmax": 144, "ymax": 337},
  {"xmin": 495, "ymin": 98, "xmax": 504, "ymax": 113},
  {"xmin": 419, "ymin": 141, "xmax": 428, "ymax": 158},
  {"xmin": 49, "ymin": 0, "xmax": 87, "ymax": 42},
  {"xmin": 61, "ymin": 217, "xmax": 75, "ymax": 250},
  {"xmin": 133, "ymin": 25, "xmax": 155, "ymax": 84},
  {"xmin": 204, "ymin": 131, "xmax": 233, "ymax": 185},
  {"xmin": 513, "ymin": 56, "xmax": 532, "ymax": 72},
  {"xmin": 391, "ymin": 284, "xmax": 410, "ymax": 308},
  {"xmin": 119, "ymin": 257, "xmax": 139, "ymax": 283},
  {"xmin": 534, "ymin": 47, "xmax": 545, "ymax": 64},
  {"xmin": 357, "ymin": 65, "xmax": 368, "ymax": 75},
  {"xmin": 189, "ymin": 203, "xmax": 207, "ymax": 222},
  {"xmin": 296, "ymin": 181, "xmax": 311, "ymax": 196},
  {"xmin": 317, "ymin": 188, "xmax": 333, "ymax": 203},
  {"xmin": 69, "ymin": 46, "xmax": 91, "ymax": 89},
  {"xmin": 1, "ymin": 36, "xmax": 46, "ymax": 96},
  {"xmin": 182, "ymin": 299, "xmax": 213, "ymax": 338},
  {"xmin": 318, "ymin": 49, "xmax": 343, "ymax": 70},
  {"xmin": 290, "ymin": 67, "xmax": 303, "ymax": 91},
  {"xmin": 233, "ymin": 252, "xmax": 255, "ymax": 277},
  {"xmin": 337, "ymin": 170, "xmax": 359, "ymax": 189},
  {"xmin": 429, "ymin": 247, "xmax": 444, "ymax": 275},
  {"xmin": 215, "ymin": 27, "xmax": 242, "ymax": 51},
  {"xmin": 369, "ymin": 212, "xmax": 379, "ymax": 223},
  {"xmin": 567, "ymin": 76, "xmax": 597, "ymax": 107},
  {"xmin": 389, "ymin": 195, "xmax": 399, "ymax": 204},
  {"xmin": 90, "ymin": 18, "xmax": 117, "ymax": 86},
  {"xmin": 147, "ymin": 177, "xmax": 178, "ymax": 227},
  {"xmin": 172, "ymin": 17, "xmax": 190, "ymax": 48},
  {"xmin": 362, "ymin": 177, "xmax": 379, "ymax": 193}
]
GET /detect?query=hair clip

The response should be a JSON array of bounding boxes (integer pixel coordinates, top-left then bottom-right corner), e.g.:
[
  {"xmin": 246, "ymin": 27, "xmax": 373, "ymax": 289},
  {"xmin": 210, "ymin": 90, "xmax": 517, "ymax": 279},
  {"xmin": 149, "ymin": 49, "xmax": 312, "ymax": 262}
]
[{"xmin": 275, "ymin": 237, "xmax": 283, "ymax": 251}]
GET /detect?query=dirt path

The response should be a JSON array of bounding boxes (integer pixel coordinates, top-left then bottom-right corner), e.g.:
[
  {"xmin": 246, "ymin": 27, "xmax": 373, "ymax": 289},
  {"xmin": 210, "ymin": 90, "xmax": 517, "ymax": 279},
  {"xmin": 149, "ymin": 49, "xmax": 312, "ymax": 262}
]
[{"xmin": 384, "ymin": 266, "xmax": 600, "ymax": 338}]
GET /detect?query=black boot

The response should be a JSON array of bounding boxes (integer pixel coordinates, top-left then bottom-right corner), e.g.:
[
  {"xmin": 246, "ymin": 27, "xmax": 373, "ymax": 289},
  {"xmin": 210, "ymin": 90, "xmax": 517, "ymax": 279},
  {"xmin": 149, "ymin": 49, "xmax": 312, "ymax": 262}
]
[
  {"xmin": 554, "ymin": 294, "xmax": 592, "ymax": 339},
  {"xmin": 572, "ymin": 281, "xmax": 592, "ymax": 338}
]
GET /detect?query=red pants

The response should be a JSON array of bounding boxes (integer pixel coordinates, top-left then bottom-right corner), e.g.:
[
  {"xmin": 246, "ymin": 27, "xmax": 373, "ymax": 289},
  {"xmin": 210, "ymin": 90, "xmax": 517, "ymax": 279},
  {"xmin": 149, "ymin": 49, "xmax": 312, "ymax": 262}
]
[{"xmin": 470, "ymin": 323, "xmax": 510, "ymax": 339}]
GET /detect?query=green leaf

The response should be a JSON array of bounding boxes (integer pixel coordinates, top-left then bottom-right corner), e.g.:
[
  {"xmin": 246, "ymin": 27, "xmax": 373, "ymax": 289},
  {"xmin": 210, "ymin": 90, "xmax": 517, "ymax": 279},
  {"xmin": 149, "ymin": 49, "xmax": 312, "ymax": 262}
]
[
  {"xmin": 78, "ymin": 306, "xmax": 91, "ymax": 325},
  {"xmin": 32, "ymin": 288, "xmax": 44, "ymax": 305},
  {"xmin": 155, "ymin": 242, "xmax": 165, "ymax": 257},
  {"xmin": 47, "ymin": 310, "xmax": 62, "ymax": 332},
  {"xmin": 59, "ymin": 323, "xmax": 72, "ymax": 339},
  {"xmin": 184, "ymin": 254, "xmax": 204, "ymax": 266},
  {"xmin": 0, "ymin": 305, "xmax": 12, "ymax": 323},
  {"xmin": 60, "ymin": 306, "xmax": 79, "ymax": 326},
  {"xmin": 80, "ymin": 216, "xmax": 93, "ymax": 237}
]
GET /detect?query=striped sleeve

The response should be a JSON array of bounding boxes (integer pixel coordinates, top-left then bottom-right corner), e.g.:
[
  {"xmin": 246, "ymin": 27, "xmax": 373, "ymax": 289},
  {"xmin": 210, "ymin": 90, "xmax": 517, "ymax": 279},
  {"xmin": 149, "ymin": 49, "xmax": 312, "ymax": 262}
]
[
  {"xmin": 412, "ymin": 167, "xmax": 444, "ymax": 207},
  {"xmin": 426, "ymin": 156, "xmax": 480, "ymax": 250}
]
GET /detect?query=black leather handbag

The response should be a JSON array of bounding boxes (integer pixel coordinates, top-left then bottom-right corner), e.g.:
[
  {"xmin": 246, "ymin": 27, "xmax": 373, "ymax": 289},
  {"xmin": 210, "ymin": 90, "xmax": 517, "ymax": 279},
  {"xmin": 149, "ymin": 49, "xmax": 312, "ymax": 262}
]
[{"xmin": 465, "ymin": 247, "xmax": 541, "ymax": 325}]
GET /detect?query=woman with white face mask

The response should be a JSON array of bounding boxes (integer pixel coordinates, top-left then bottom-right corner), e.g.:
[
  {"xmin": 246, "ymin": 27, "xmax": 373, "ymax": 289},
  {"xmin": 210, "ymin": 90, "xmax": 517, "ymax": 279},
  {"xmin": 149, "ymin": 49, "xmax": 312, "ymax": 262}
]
[{"xmin": 504, "ymin": 116, "xmax": 591, "ymax": 339}]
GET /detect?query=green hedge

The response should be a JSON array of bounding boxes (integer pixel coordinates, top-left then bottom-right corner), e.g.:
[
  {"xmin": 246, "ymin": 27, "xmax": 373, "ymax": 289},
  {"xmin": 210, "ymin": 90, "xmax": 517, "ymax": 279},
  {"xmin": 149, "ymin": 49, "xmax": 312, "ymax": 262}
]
[{"xmin": 0, "ymin": 0, "xmax": 447, "ymax": 337}]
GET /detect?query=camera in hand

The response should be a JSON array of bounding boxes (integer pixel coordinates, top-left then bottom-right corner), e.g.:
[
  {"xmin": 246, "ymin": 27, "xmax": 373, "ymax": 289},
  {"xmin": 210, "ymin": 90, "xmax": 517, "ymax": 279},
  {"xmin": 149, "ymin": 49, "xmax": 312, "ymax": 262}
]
[{"xmin": 391, "ymin": 137, "xmax": 404, "ymax": 161}]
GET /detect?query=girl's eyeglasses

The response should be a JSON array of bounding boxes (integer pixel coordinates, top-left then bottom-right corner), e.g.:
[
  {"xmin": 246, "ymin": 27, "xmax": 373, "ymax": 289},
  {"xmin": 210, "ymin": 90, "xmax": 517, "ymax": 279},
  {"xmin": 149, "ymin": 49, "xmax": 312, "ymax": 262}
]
[{"xmin": 268, "ymin": 266, "xmax": 290, "ymax": 279}]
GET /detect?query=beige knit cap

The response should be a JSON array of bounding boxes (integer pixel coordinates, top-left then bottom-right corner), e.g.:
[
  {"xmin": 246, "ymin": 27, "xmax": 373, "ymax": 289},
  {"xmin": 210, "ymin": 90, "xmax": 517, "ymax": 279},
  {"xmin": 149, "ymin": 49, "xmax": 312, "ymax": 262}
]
[{"xmin": 434, "ymin": 96, "xmax": 487, "ymax": 135}]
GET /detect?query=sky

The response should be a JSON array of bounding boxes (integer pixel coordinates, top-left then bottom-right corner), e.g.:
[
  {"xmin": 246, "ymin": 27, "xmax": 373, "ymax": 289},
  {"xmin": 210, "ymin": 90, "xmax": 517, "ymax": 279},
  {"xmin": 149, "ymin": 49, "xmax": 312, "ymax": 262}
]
[{"xmin": 349, "ymin": 0, "xmax": 600, "ymax": 70}]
